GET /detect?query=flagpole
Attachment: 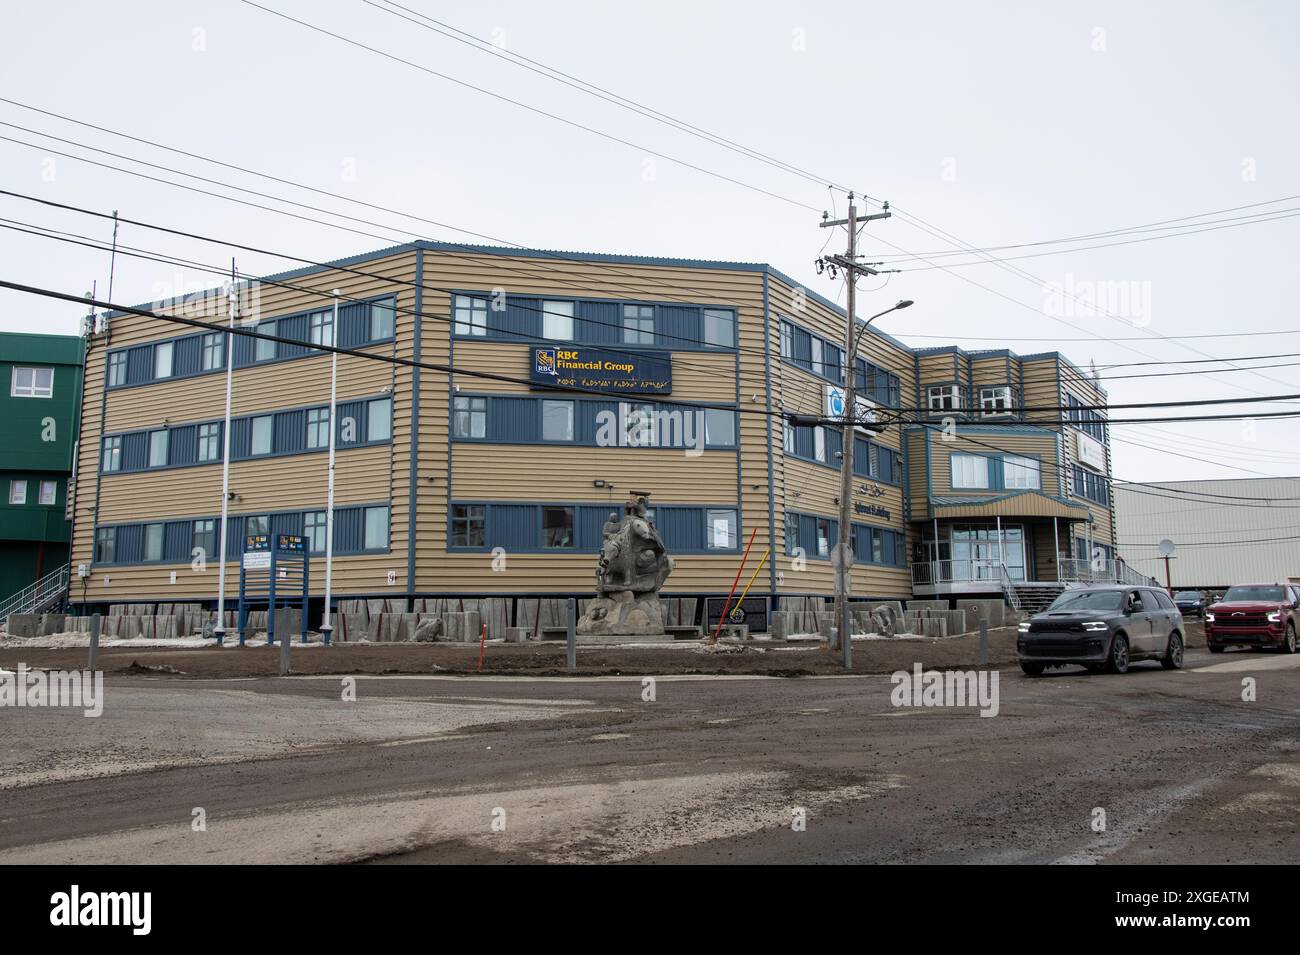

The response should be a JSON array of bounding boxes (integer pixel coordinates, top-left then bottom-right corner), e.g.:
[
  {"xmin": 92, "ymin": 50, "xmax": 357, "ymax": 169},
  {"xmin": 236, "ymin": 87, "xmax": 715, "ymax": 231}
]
[
  {"xmin": 320, "ymin": 289, "xmax": 340, "ymax": 645},
  {"xmin": 213, "ymin": 264, "xmax": 237, "ymax": 645}
]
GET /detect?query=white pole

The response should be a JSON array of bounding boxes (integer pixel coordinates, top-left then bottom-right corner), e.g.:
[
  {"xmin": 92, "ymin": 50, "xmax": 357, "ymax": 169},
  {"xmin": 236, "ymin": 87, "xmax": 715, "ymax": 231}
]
[
  {"xmin": 321, "ymin": 289, "xmax": 340, "ymax": 643},
  {"xmin": 214, "ymin": 276, "xmax": 237, "ymax": 644}
]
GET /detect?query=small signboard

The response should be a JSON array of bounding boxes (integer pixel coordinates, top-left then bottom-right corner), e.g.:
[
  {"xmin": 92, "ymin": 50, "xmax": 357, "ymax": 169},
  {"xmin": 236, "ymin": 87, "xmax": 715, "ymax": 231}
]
[
  {"xmin": 277, "ymin": 534, "xmax": 305, "ymax": 552},
  {"xmin": 1076, "ymin": 431, "xmax": 1107, "ymax": 473},
  {"xmin": 245, "ymin": 535, "xmax": 270, "ymax": 551},
  {"xmin": 530, "ymin": 346, "xmax": 672, "ymax": 394},
  {"xmin": 824, "ymin": 383, "xmax": 880, "ymax": 433},
  {"xmin": 242, "ymin": 551, "xmax": 271, "ymax": 570}
]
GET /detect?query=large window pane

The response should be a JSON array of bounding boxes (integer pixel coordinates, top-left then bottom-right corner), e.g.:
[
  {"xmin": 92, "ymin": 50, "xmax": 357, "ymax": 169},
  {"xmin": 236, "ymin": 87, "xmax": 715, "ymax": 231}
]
[
  {"xmin": 107, "ymin": 352, "xmax": 127, "ymax": 387},
  {"xmin": 452, "ymin": 396, "xmax": 486, "ymax": 438},
  {"xmin": 39, "ymin": 480, "xmax": 57, "ymax": 505},
  {"xmin": 369, "ymin": 300, "xmax": 395, "ymax": 341},
  {"xmin": 11, "ymin": 366, "xmax": 54, "ymax": 397},
  {"xmin": 707, "ymin": 509, "xmax": 737, "ymax": 549},
  {"xmin": 8, "ymin": 480, "xmax": 26, "ymax": 504},
  {"xmin": 144, "ymin": 523, "xmax": 164, "ymax": 562},
  {"xmin": 367, "ymin": 398, "xmax": 391, "ymax": 442},
  {"xmin": 148, "ymin": 429, "xmax": 169, "ymax": 467},
  {"xmin": 542, "ymin": 400, "xmax": 574, "ymax": 441},
  {"xmin": 364, "ymin": 506, "xmax": 389, "ymax": 550},
  {"xmin": 541, "ymin": 301, "xmax": 574, "ymax": 341},
  {"xmin": 251, "ymin": 416, "xmax": 273, "ymax": 455},
  {"xmin": 307, "ymin": 408, "xmax": 330, "ymax": 449},
  {"xmin": 542, "ymin": 506, "xmax": 574, "ymax": 548},
  {"xmin": 951, "ymin": 453, "xmax": 990, "ymax": 489},
  {"xmin": 1002, "ymin": 455, "xmax": 1041, "ymax": 490},
  {"xmin": 255, "ymin": 321, "xmax": 276, "ymax": 361},
  {"xmin": 202, "ymin": 332, "xmax": 225, "ymax": 370},
  {"xmin": 310, "ymin": 310, "xmax": 333, "ymax": 347},
  {"xmin": 451, "ymin": 504, "xmax": 486, "ymax": 547},
  {"xmin": 454, "ymin": 295, "xmax": 487, "ymax": 336},
  {"xmin": 703, "ymin": 309, "xmax": 735, "ymax": 348},
  {"xmin": 704, "ymin": 408, "xmax": 735, "ymax": 446},
  {"xmin": 303, "ymin": 511, "xmax": 326, "ymax": 554},
  {"xmin": 622, "ymin": 305, "xmax": 654, "ymax": 345},
  {"xmin": 153, "ymin": 342, "xmax": 174, "ymax": 379},
  {"xmin": 198, "ymin": 422, "xmax": 221, "ymax": 462},
  {"xmin": 102, "ymin": 436, "xmax": 122, "ymax": 472},
  {"xmin": 95, "ymin": 527, "xmax": 116, "ymax": 563}
]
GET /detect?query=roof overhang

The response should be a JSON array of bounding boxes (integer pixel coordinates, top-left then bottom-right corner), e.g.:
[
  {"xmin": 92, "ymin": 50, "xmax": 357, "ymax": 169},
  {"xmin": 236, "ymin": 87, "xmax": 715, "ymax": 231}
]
[{"xmin": 930, "ymin": 491, "xmax": 1092, "ymax": 521}]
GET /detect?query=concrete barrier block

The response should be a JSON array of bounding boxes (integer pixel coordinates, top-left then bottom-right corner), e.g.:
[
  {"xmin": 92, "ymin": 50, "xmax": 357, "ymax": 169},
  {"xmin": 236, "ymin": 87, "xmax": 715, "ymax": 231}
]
[
  {"xmin": 5, "ymin": 614, "xmax": 39, "ymax": 637},
  {"xmin": 39, "ymin": 613, "xmax": 67, "ymax": 635}
]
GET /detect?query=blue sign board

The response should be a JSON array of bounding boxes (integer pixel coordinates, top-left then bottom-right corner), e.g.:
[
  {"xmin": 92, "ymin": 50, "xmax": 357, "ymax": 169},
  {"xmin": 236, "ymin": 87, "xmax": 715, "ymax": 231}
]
[{"xmin": 530, "ymin": 347, "xmax": 672, "ymax": 395}]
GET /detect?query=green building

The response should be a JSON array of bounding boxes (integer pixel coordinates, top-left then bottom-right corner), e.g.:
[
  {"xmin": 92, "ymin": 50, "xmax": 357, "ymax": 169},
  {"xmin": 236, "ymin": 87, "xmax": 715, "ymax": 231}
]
[{"xmin": 0, "ymin": 331, "xmax": 84, "ymax": 609}]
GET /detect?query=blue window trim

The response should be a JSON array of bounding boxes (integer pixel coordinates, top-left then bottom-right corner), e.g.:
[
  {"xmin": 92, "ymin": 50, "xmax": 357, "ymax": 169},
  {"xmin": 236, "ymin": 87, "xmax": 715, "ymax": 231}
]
[
  {"xmin": 783, "ymin": 509, "xmax": 906, "ymax": 568},
  {"xmin": 103, "ymin": 294, "xmax": 398, "ymax": 392},
  {"xmin": 445, "ymin": 500, "xmax": 742, "ymax": 555},
  {"xmin": 949, "ymin": 451, "xmax": 1044, "ymax": 493},
  {"xmin": 448, "ymin": 392, "xmax": 739, "ymax": 451},
  {"xmin": 448, "ymin": 289, "xmax": 740, "ymax": 352},
  {"xmin": 1071, "ymin": 464, "xmax": 1111, "ymax": 506},
  {"xmin": 98, "ymin": 393, "xmax": 393, "ymax": 474},
  {"xmin": 783, "ymin": 424, "xmax": 904, "ymax": 487},
  {"xmin": 91, "ymin": 502, "xmax": 392, "ymax": 567}
]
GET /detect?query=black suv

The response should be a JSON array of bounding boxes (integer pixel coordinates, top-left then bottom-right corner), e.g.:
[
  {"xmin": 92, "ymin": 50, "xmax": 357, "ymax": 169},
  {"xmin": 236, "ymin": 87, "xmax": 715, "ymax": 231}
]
[
  {"xmin": 1017, "ymin": 585, "xmax": 1185, "ymax": 675},
  {"xmin": 1173, "ymin": 591, "xmax": 1207, "ymax": 618}
]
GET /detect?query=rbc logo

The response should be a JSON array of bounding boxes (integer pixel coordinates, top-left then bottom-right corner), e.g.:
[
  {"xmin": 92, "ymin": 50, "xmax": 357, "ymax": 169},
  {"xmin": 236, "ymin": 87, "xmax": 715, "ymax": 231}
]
[
  {"xmin": 535, "ymin": 348, "xmax": 557, "ymax": 375},
  {"xmin": 827, "ymin": 387, "xmax": 846, "ymax": 417}
]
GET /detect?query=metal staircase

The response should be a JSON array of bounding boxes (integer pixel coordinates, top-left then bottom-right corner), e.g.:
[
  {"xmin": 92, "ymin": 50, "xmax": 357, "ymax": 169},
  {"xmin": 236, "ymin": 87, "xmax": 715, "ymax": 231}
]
[{"xmin": 0, "ymin": 564, "xmax": 70, "ymax": 621}]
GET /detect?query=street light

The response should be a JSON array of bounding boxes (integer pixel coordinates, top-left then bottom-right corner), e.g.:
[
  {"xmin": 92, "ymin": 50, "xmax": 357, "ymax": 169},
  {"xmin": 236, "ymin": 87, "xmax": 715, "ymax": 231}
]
[{"xmin": 850, "ymin": 299, "xmax": 913, "ymax": 364}]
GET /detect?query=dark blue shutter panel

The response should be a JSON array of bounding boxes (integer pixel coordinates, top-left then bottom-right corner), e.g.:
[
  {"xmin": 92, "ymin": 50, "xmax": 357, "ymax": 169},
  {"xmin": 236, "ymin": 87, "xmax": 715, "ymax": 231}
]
[
  {"xmin": 577, "ymin": 301, "xmax": 619, "ymax": 345},
  {"xmin": 271, "ymin": 512, "xmax": 302, "ymax": 539},
  {"xmin": 164, "ymin": 521, "xmax": 190, "ymax": 562},
  {"xmin": 799, "ymin": 515, "xmax": 817, "ymax": 553},
  {"xmin": 334, "ymin": 401, "xmax": 364, "ymax": 445},
  {"xmin": 338, "ymin": 303, "xmax": 367, "ymax": 346},
  {"xmin": 118, "ymin": 525, "xmax": 143, "ymax": 564},
  {"xmin": 275, "ymin": 410, "xmax": 305, "ymax": 454},
  {"xmin": 491, "ymin": 504, "xmax": 538, "ymax": 550},
  {"xmin": 233, "ymin": 329, "xmax": 255, "ymax": 367},
  {"xmin": 795, "ymin": 426, "xmax": 814, "ymax": 459},
  {"xmin": 853, "ymin": 437, "xmax": 870, "ymax": 477},
  {"xmin": 500, "ymin": 296, "xmax": 538, "ymax": 339},
  {"xmin": 334, "ymin": 507, "xmax": 363, "ymax": 553},
  {"xmin": 489, "ymin": 397, "xmax": 537, "ymax": 441},
  {"xmin": 656, "ymin": 507, "xmax": 702, "ymax": 552},
  {"xmin": 578, "ymin": 401, "xmax": 617, "ymax": 443},
  {"xmin": 169, "ymin": 425, "xmax": 197, "ymax": 466},
  {"xmin": 793, "ymin": 329, "xmax": 812, "ymax": 366},
  {"xmin": 123, "ymin": 433, "xmax": 148, "ymax": 471},
  {"xmin": 880, "ymin": 448, "xmax": 895, "ymax": 484},
  {"xmin": 578, "ymin": 506, "xmax": 614, "ymax": 550},
  {"xmin": 278, "ymin": 315, "xmax": 308, "ymax": 358},
  {"xmin": 128, "ymin": 346, "xmax": 152, "ymax": 384},
  {"xmin": 825, "ymin": 428, "xmax": 842, "ymax": 462},
  {"xmin": 655, "ymin": 305, "xmax": 698, "ymax": 349},
  {"xmin": 226, "ymin": 516, "xmax": 246, "ymax": 559},
  {"xmin": 230, "ymin": 418, "xmax": 252, "ymax": 459}
]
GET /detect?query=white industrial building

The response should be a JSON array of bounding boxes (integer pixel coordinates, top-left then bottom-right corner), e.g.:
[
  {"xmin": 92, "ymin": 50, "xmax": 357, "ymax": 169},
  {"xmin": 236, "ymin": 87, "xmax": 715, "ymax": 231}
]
[{"xmin": 1112, "ymin": 477, "xmax": 1300, "ymax": 591}]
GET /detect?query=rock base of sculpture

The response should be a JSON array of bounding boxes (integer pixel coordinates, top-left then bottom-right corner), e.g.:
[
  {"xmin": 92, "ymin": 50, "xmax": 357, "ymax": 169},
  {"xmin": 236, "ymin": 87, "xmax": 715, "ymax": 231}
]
[{"xmin": 576, "ymin": 590, "xmax": 665, "ymax": 637}]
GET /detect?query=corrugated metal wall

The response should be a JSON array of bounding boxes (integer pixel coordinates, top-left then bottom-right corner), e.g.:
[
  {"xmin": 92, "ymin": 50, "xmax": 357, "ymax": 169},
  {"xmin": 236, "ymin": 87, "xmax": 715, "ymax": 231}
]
[{"xmin": 1113, "ymin": 478, "xmax": 1300, "ymax": 589}]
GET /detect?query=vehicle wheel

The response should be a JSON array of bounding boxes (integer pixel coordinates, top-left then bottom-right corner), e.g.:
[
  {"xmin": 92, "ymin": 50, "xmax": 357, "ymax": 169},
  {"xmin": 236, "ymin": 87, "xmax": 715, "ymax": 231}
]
[
  {"xmin": 1106, "ymin": 633, "xmax": 1130, "ymax": 674},
  {"xmin": 1020, "ymin": 662, "xmax": 1045, "ymax": 676},
  {"xmin": 1283, "ymin": 623, "xmax": 1297, "ymax": 654},
  {"xmin": 1208, "ymin": 644, "xmax": 1225, "ymax": 654},
  {"xmin": 1161, "ymin": 631, "xmax": 1184, "ymax": 670}
]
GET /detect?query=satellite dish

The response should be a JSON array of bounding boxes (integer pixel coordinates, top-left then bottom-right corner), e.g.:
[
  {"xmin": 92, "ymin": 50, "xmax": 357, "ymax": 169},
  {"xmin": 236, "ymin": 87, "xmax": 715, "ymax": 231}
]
[{"xmin": 1158, "ymin": 539, "xmax": 1176, "ymax": 557}]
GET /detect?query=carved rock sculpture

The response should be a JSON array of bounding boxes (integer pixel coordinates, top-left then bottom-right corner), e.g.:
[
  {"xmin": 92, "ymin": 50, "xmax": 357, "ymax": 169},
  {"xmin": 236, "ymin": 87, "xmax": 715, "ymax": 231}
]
[{"xmin": 577, "ymin": 495, "xmax": 675, "ymax": 636}]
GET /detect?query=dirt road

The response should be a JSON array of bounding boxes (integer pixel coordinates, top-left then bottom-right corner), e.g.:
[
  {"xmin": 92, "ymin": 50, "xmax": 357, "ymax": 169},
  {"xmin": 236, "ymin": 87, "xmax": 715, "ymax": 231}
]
[{"xmin": 1, "ymin": 645, "xmax": 1296, "ymax": 864}]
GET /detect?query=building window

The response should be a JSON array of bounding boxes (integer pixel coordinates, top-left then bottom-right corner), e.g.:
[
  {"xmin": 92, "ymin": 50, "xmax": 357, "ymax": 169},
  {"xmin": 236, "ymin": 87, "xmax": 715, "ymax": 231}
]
[
  {"xmin": 198, "ymin": 422, "xmax": 221, "ymax": 462},
  {"xmin": 307, "ymin": 408, "xmax": 330, "ymax": 449},
  {"xmin": 250, "ymin": 416, "xmax": 273, "ymax": 455},
  {"xmin": 703, "ymin": 309, "xmax": 735, "ymax": 348},
  {"xmin": 980, "ymin": 386, "xmax": 1013, "ymax": 415},
  {"xmin": 367, "ymin": 398, "xmax": 391, "ymax": 442},
  {"xmin": 95, "ymin": 527, "xmax": 116, "ymax": 563},
  {"xmin": 928, "ymin": 385, "xmax": 962, "ymax": 413},
  {"xmin": 38, "ymin": 480, "xmax": 56, "ymax": 505},
  {"xmin": 153, "ymin": 341, "xmax": 174, "ymax": 380},
  {"xmin": 542, "ymin": 506, "xmax": 575, "ymax": 548},
  {"xmin": 620, "ymin": 402, "xmax": 657, "ymax": 447},
  {"xmin": 370, "ymin": 300, "xmax": 396, "ymax": 341},
  {"xmin": 451, "ymin": 504, "xmax": 486, "ymax": 547},
  {"xmin": 11, "ymin": 366, "xmax": 54, "ymax": 398},
  {"xmin": 192, "ymin": 519, "xmax": 215, "ymax": 560},
  {"xmin": 102, "ymin": 436, "xmax": 122, "ymax": 472},
  {"xmin": 542, "ymin": 399, "xmax": 574, "ymax": 441},
  {"xmin": 622, "ymin": 305, "xmax": 655, "ymax": 345},
  {"xmin": 245, "ymin": 514, "xmax": 270, "ymax": 538},
  {"xmin": 144, "ymin": 523, "xmax": 164, "ymax": 562},
  {"xmin": 303, "ymin": 511, "xmax": 326, "ymax": 554},
  {"xmin": 823, "ymin": 343, "xmax": 844, "ymax": 383},
  {"xmin": 107, "ymin": 352, "xmax": 127, "ymax": 387},
  {"xmin": 255, "ymin": 320, "xmax": 276, "ymax": 361},
  {"xmin": 148, "ymin": 429, "xmax": 169, "ymax": 468},
  {"xmin": 202, "ymin": 332, "xmax": 225, "ymax": 370},
  {"xmin": 363, "ymin": 506, "xmax": 389, "ymax": 550},
  {"xmin": 541, "ymin": 301, "xmax": 574, "ymax": 341},
  {"xmin": 706, "ymin": 509, "xmax": 737, "ymax": 550},
  {"xmin": 309, "ymin": 310, "xmax": 333, "ymax": 347},
  {"xmin": 810, "ymin": 338, "xmax": 824, "ymax": 377},
  {"xmin": 1072, "ymin": 466, "xmax": 1110, "ymax": 506},
  {"xmin": 814, "ymin": 426, "xmax": 827, "ymax": 463},
  {"xmin": 452, "ymin": 396, "xmax": 487, "ymax": 438},
  {"xmin": 816, "ymin": 517, "xmax": 832, "ymax": 557},
  {"xmin": 785, "ymin": 513, "xmax": 800, "ymax": 556},
  {"xmin": 1002, "ymin": 455, "xmax": 1041, "ymax": 490},
  {"xmin": 783, "ymin": 422, "xmax": 795, "ymax": 454},
  {"xmin": 8, "ymin": 479, "xmax": 26, "ymax": 504},
  {"xmin": 454, "ymin": 295, "xmax": 488, "ymax": 336},
  {"xmin": 704, "ymin": 408, "xmax": 735, "ymax": 447},
  {"xmin": 951, "ymin": 453, "xmax": 990, "ymax": 489},
  {"xmin": 779, "ymin": 321, "xmax": 793, "ymax": 359}
]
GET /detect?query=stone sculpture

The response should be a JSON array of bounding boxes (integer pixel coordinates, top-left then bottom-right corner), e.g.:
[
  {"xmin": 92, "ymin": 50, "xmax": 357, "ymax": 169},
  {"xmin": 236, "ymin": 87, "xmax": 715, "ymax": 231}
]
[{"xmin": 576, "ymin": 494, "xmax": 675, "ymax": 636}]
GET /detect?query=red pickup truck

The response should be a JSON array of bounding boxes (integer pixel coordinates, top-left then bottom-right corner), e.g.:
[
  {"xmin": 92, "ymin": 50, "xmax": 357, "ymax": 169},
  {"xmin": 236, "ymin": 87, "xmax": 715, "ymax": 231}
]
[{"xmin": 1205, "ymin": 583, "xmax": 1300, "ymax": 653}]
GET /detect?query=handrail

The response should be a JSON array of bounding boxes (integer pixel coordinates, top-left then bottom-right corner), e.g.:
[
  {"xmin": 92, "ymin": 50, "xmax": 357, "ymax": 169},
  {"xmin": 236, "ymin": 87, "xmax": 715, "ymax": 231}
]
[
  {"xmin": 997, "ymin": 563, "xmax": 1022, "ymax": 612},
  {"xmin": 0, "ymin": 564, "xmax": 70, "ymax": 621}
]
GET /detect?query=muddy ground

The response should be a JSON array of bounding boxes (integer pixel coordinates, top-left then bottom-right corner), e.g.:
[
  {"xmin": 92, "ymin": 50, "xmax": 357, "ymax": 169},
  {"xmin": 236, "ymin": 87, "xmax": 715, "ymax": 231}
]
[{"xmin": 0, "ymin": 621, "xmax": 1209, "ymax": 679}]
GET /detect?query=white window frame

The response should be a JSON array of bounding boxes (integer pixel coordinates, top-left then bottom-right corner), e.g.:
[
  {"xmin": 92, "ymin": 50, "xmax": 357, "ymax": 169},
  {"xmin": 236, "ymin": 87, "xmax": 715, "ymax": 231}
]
[
  {"xmin": 363, "ymin": 506, "xmax": 389, "ymax": 550},
  {"xmin": 309, "ymin": 310, "xmax": 333, "ymax": 347},
  {"xmin": 201, "ymin": 332, "xmax": 225, "ymax": 371},
  {"xmin": 102, "ymin": 436, "xmax": 122, "ymax": 472},
  {"xmin": 454, "ymin": 295, "xmax": 488, "ymax": 337},
  {"xmin": 980, "ymin": 385, "xmax": 1013, "ymax": 416},
  {"xmin": 11, "ymin": 366, "xmax": 54, "ymax": 398},
  {"xmin": 542, "ymin": 399, "xmax": 574, "ymax": 441},
  {"xmin": 704, "ymin": 408, "xmax": 735, "ymax": 447},
  {"xmin": 153, "ymin": 342, "xmax": 174, "ymax": 380},
  {"xmin": 541, "ymin": 300, "xmax": 574, "ymax": 341},
  {"xmin": 306, "ymin": 408, "xmax": 330, "ymax": 449},
  {"xmin": 706, "ymin": 508, "xmax": 737, "ymax": 550},
  {"xmin": 250, "ymin": 415, "xmax": 273, "ymax": 455},
  {"xmin": 928, "ymin": 385, "xmax": 962, "ymax": 413},
  {"xmin": 452, "ymin": 396, "xmax": 487, "ymax": 438},
  {"xmin": 951, "ymin": 452, "xmax": 990, "ymax": 489},
  {"xmin": 303, "ymin": 511, "xmax": 327, "ymax": 554},
  {"xmin": 369, "ymin": 301, "xmax": 396, "ymax": 341},
  {"xmin": 703, "ymin": 308, "xmax": 736, "ymax": 348},
  {"xmin": 254, "ymin": 321, "xmax": 276, "ymax": 361},
  {"xmin": 813, "ymin": 425, "xmax": 827, "ymax": 463},
  {"xmin": 144, "ymin": 523, "xmax": 164, "ymax": 562},
  {"xmin": 198, "ymin": 422, "xmax": 221, "ymax": 462},
  {"xmin": 622, "ymin": 305, "xmax": 655, "ymax": 345},
  {"xmin": 107, "ymin": 352, "xmax": 128, "ymax": 387},
  {"xmin": 367, "ymin": 398, "xmax": 391, "ymax": 442},
  {"xmin": 38, "ymin": 479, "xmax": 56, "ymax": 505},
  {"xmin": 148, "ymin": 429, "xmax": 169, "ymax": 468},
  {"xmin": 1002, "ymin": 455, "xmax": 1041, "ymax": 490},
  {"xmin": 8, "ymin": 479, "xmax": 27, "ymax": 504}
]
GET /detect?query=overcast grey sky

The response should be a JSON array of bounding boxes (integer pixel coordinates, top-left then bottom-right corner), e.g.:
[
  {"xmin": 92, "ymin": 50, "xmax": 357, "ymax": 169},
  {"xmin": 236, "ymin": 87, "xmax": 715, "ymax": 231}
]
[{"xmin": 1, "ymin": 0, "xmax": 1297, "ymax": 486}]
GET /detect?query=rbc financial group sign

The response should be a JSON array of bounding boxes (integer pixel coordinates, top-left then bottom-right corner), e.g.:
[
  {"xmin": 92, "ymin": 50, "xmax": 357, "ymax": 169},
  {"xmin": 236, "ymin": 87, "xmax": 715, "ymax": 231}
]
[{"xmin": 531, "ymin": 346, "xmax": 673, "ymax": 394}]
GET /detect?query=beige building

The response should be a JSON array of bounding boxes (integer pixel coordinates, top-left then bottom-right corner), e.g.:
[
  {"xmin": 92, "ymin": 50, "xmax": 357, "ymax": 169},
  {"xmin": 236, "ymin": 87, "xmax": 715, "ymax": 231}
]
[{"xmin": 67, "ymin": 241, "xmax": 1117, "ymax": 618}]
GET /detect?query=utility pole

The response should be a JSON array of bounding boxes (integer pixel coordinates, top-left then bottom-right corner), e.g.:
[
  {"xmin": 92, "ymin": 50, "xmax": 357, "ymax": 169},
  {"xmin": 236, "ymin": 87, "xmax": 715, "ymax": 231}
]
[{"xmin": 819, "ymin": 194, "xmax": 891, "ymax": 668}]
